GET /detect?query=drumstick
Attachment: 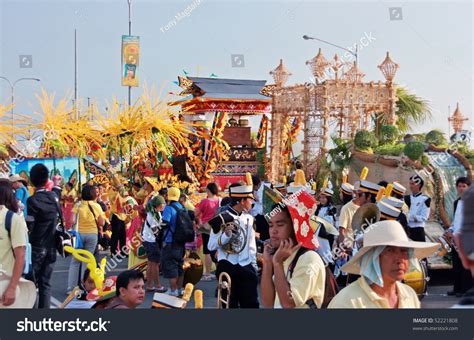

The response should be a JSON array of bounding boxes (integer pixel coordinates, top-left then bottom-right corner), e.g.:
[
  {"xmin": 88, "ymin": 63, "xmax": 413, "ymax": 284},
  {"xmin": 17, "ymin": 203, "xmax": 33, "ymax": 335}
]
[
  {"xmin": 194, "ymin": 290, "xmax": 203, "ymax": 309},
  {"xmin": 182, "ymin": 283, "xmax": 194, "ymax": 302},
  {"xmin": 59, "ymin": 287, "xmax": 82, "ymax": 309}
]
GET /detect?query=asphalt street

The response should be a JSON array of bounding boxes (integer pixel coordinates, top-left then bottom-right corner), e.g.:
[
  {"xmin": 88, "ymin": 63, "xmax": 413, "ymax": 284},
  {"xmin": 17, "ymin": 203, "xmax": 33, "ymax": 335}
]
[{"xmin": 49, "ymin": 254, "xmax": 462, "ymax": 309}]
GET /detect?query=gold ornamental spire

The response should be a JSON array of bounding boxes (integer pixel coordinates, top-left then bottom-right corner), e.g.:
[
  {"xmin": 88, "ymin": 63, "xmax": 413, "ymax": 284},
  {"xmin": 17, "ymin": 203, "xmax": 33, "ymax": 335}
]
[{"xmin": 270, "ymin": 59, "xmax": 292, "ymax": 87}]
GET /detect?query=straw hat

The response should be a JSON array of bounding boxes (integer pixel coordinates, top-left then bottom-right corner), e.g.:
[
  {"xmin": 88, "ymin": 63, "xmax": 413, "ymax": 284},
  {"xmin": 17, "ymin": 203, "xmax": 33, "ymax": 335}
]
[
  {"xmin": 229, "ymin": 185, "xmax": 254, "ymax": 199},
  {"xmin": 341, "ymin": 220, "xmax": 439, "ymax": 275},
  {"xmin": 286, "ymin": 184, "xmax": 304, "ymax": 195},
  {"xmin": 340, "ymin": 183, "xmax": 354, "ymax": 195},
  {"xmin": 377, "ymin": 200, "xmax": 401, "ymax": 220},
  {"xmin": 321, "ymin": 187, "xmax": 334, "ymax": 196},
  {"xmin": 354, "ymin": 180, "xmax": 382, "ymax": 195},
  {"xmin": 0, "ymin": 270, "xmax": 36, "ymax": 308},
  {"xmin": 381, "ymin": 196, "xmax": 404, "ymax": 209},
  {"xmin": 392, "ymin": 181, "xmax": 406, "ymax": 196}
]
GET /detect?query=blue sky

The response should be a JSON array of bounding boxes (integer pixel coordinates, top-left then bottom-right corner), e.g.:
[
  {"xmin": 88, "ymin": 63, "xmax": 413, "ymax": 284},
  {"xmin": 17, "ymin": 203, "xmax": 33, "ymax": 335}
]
[{"xmin": 0, "ymin": 0, "xmax": 472, "ymax": 139}]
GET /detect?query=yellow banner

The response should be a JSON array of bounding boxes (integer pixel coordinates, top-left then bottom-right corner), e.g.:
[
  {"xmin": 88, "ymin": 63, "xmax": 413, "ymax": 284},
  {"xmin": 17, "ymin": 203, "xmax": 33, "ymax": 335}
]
[{"xmin": 121, "ymin": 35, "xmax": 140, "ymax": 87}]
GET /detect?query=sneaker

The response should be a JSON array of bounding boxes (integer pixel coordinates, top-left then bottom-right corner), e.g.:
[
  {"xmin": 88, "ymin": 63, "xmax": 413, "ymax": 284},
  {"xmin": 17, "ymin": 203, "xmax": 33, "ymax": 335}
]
[
  {"xmin": 155, "ymin": 286, "xmax": 167, "ymax": 293},
  {"xmin": 178, "ymin": 288, "xmax": 184, "ymax": 297},
  {"xmin": 166, "ymin": 289, "xmax": 179, "ymax": 297}
]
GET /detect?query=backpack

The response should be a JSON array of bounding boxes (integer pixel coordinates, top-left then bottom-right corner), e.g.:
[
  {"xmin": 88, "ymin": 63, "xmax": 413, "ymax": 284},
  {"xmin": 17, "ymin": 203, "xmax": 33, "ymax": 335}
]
[
  {"xmin": 168, "ymin": 203, "xmax": 195, "ymax": 244},
  {"xmin": 288, "ymin": 247, "xmax": 339, "ymax": 309},
  {"xmin": 4, "ymin": 210, "xmax": 32, "ymax": 275}
]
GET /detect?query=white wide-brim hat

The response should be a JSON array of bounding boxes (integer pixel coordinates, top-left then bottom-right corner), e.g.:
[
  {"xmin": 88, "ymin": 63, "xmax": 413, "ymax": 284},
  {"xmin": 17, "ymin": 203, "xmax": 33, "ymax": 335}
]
[
  {"xmin": 0, "ymin": 270, "xmax": 36, "ymax": 309},
  {"xmin": 341, "ymin": 220, "xmax": 440, "ymax": 275},
  {"xmin": 286, "ymin": 184, "xmax": 304, "ymax": 195}
]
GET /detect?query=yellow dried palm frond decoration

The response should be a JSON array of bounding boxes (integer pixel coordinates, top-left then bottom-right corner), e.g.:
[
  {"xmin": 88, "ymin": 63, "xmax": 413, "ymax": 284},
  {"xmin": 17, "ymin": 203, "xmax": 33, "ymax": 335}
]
[
  {"xmin": 33, "ymin": 89, "xmax": 104, "ymax": 157},
  {"xmin": 0, "ymin": 103, "xmax": 30, "ymax": 144},
  {"xmin": 97, "ymin": 87, "xmax": 193, "ymax": 159}
]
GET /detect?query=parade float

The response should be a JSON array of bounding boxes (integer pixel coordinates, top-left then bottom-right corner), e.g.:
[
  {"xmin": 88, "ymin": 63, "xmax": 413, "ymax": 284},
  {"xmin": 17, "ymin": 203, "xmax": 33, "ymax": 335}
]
[
  {"xmin": 1, "ymin": 88, "xmax": 210, "ymax": 201},
  {"xmin": 2, "ymin": 48, "xmax": 472, "ymax": 273},
  {"xmin": 265, "ymin": 49, "xmax": 473, "ymax": 269},
  {"xmin": 170, "ymin": 76, "xmax": 271, "ymax": 189}
]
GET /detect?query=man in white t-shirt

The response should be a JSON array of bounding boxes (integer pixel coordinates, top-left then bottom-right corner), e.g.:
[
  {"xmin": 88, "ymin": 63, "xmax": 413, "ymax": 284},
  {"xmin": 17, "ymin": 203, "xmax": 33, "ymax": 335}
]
[{"xmin": 0, "ymin": 203, "xmax": 29, "ymax": 306}]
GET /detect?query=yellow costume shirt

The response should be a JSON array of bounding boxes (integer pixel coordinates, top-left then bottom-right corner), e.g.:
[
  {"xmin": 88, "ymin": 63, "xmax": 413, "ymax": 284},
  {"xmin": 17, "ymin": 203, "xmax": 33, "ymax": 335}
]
[
  {"xmin": 73, "ymin": 201, "xmax": 106, "ymax": 234},
  {"xmin": 0, "ymin": 207, "xmax": 28, "ymax": 275},
  {"xmin": 328, "ymin": 276, "xmax": 420, "ymax": 308},
  {"xmin": 108, "ymin": 190, "xmax": 127, "ymax": 221},
  {"xmin": 338, "ymin": 200, "xmax": 360, "ymax": 236},
  {"xmin": 274, "ymin": 250, "xmax": 326, "ymax": 308}
]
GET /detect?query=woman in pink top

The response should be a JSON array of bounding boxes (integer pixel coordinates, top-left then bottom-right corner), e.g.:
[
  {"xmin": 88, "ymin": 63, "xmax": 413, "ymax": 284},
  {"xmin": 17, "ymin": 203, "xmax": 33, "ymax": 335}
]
[{"xmin": 195, "ymin": 183, "xmax": 220, "ymax": 281}]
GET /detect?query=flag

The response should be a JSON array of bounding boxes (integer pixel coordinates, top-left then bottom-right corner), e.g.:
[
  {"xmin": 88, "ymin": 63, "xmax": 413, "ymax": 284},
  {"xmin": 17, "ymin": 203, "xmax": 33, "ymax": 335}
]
[{"xmin": 263, "ymin": 186, "xmax": 283, "ymax": 219}]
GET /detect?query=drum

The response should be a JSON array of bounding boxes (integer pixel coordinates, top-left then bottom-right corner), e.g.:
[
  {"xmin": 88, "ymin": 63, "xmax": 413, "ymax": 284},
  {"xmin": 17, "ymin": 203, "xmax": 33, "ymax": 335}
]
[{"xmin": 402, "ymin": 260, "xmax": 428, "ymax": 299}]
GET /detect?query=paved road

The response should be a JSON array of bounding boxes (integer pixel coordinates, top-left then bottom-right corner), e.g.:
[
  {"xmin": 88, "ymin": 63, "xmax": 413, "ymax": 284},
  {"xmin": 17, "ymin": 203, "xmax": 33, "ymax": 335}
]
[
  {"xmin": 51, "ymin": 253, "xmax": 219, "ymax": 309},
  {"xmin": 50, "ymin": 255, "xmax": 463, "ymax": 309}
]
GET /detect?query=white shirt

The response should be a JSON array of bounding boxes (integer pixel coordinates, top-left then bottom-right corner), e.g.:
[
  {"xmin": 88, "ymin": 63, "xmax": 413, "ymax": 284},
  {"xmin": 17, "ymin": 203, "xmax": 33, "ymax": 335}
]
[
  {"xmin": 250, "ymin": 183, "xmax": 266, "ymax": 217},
  {"xmin": 207, "ymin": 208, "xmax": 257, "ymax": 268},
  {"xmin": 407, "ymin": 193, "xmax": 430, "ymax": 229},
  {"xmin": 142, "ymin": 212, "xmax": 162, "ymax": 243},
  {"xmin": 449, "ymin": 200, "xmax": 463, "ymax": 235},
  {"xmin": 317, "ymin": 205, "xmax": 336, "ymax": 225}
]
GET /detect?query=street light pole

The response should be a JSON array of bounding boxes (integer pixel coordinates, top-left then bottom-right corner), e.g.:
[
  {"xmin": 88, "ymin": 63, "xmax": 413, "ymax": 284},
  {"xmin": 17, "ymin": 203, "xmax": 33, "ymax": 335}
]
[
  {"xmin": 303, "ymin": 35, "xmax": 358, "ymax": 67},
  {"xmin": 0, "ymin": 76, "xmax": 41, "ymax": 126},
  {"xmin": 127, "ymin": 0, "xmax": 132, "ymax": 107}
]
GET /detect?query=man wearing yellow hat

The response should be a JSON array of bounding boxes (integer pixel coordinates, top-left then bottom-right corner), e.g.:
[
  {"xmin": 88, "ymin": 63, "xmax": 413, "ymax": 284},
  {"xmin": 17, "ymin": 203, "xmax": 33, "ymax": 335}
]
[
  {"xmin": 161, "ymin": 187, "xmax": 187, "ymax": 297},
  {"xmin": 329, "ymin": 220, "xmax": 439, "ymax": 308}
]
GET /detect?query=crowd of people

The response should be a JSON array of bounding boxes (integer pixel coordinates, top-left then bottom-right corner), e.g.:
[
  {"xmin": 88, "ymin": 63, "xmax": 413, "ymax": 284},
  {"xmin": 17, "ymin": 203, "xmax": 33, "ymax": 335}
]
[{"xmin": 1, "ymin": 161, "xmax": 474, "ymax": 309}]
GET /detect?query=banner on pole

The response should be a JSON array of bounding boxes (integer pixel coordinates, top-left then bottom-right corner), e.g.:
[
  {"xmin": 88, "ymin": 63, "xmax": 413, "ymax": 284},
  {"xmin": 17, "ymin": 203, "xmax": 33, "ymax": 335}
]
[{"xmin": 121, "ymin": 35, "xmax": 140, "ymax": 87}]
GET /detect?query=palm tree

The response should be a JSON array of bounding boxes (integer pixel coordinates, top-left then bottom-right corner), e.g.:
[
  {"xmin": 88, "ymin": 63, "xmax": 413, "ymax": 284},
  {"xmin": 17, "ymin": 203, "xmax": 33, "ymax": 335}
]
[
  {"xmin": 394, "ymin": 87, "xmax": 432, "ymax": 133},
  {"xmin": 374, "ymin": 86, "xmax": 432, "ymax": 137}
]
